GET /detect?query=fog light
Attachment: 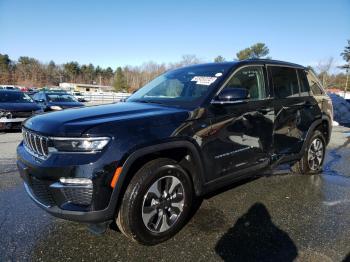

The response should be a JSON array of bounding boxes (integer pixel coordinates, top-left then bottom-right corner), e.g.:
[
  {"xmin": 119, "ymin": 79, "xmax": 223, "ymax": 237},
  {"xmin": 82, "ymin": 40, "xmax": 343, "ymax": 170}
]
[{"xmin": 59, "ymin": 177, "xmax": 92, "ymax": 186}]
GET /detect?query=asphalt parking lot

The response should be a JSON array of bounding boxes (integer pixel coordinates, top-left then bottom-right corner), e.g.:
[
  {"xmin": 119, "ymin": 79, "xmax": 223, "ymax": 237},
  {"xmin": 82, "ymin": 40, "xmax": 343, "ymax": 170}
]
[{"xmin": 1, "ymin": 126, "xmax": 350, "ymax": 261}]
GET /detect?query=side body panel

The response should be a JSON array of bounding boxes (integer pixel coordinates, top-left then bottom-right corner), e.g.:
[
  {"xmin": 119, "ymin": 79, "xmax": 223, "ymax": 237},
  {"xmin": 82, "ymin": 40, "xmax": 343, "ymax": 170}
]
[
  {"xmin": 268, "ymin": 66, "xmax": 322, "ymax": 155},
  {"xmin": 199, "ymin": 65, "xmax": 274, "ymax": 182}
]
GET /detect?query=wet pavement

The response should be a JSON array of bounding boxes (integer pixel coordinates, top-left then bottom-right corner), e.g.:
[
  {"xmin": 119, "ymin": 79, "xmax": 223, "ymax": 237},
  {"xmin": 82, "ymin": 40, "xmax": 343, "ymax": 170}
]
[{"xmin": 0, "ymin": 127, "xmax": 350, "ymax": 261}]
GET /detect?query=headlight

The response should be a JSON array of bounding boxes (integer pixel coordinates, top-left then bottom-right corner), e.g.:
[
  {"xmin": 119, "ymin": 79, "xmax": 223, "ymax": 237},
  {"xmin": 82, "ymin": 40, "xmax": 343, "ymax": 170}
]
[
  {"xmin": 50, "ymin": 106, "xmax": 62, "ymax": 110},
  {"xmin": 49, "ymin": 137, "xmax": 110, "ymax": 152}
]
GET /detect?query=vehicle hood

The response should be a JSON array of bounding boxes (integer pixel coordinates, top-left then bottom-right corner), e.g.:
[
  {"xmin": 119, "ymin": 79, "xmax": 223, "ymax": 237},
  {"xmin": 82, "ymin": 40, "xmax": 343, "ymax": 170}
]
[
  {"xmin": 0, "ymin": 102, "xmax": 41, "ymax": 111},
  {"xmin": 47, "ymin": 101, "xmax": 84, "ymax": 108},
  {"xmin": 24, "ymin": 102, "xmax": 195, "ymax": 136}
]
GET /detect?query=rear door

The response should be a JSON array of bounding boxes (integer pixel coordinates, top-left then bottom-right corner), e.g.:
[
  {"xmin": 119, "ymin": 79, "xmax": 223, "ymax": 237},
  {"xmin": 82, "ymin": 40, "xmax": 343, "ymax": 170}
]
[
  {"xmin": 269, "ymin": 66, "xmax": 316, "ymax": 155},
  {"xmin": 205, "ymin": 65, "xmax": 274, "ymax": 181}
]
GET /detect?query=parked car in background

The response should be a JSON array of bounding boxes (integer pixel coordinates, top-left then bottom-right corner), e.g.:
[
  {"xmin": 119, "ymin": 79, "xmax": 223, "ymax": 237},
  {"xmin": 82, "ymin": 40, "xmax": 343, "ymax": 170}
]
[
  {"xmin": 71, "ymin": 91, "xmax": 87, "ymax": 102},
  {"xmin": 0, "ymin": 85, "xmax": 21, "ymax": 90},
  {"xmin": 33, "ymin": 91, "xmax": 84, "ymax": 111},
  {"xmin": 26, "ymin": 88, "xmax": 39, "ymax": 97},
  {"xmin": 0, "ymin": 90, "xmax": 43, "ymax": 130}
]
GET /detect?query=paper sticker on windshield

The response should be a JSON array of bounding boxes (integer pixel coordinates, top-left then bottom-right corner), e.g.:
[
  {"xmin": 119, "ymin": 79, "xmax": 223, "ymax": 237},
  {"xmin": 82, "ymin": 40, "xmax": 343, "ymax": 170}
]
[{"xmin": 191, "ymin": 76, "xmax": 217, "ymax": 86}]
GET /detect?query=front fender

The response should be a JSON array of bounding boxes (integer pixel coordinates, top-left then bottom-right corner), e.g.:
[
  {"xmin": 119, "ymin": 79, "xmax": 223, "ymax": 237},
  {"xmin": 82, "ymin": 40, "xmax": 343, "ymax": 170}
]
[{"xmin": 107, "ymin": 139, "xmax": 206, "ymax": 219}]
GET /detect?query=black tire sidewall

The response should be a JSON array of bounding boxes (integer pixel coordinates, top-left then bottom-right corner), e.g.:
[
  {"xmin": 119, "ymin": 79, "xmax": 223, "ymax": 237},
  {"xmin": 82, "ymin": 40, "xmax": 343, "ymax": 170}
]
[{"xmin": 124, "ymin": 159, "xmax": 193, "ymax": 245}]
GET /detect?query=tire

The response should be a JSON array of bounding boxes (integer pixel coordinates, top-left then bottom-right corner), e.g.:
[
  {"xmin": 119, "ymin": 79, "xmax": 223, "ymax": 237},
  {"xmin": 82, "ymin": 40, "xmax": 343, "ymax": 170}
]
[
  {"xmin": 116, "ymin": 158, "xmax": 193, "ymax": 245},
  {"xmin": 291, "ymin": 130, "xmax": 326, "ymax": 175}
]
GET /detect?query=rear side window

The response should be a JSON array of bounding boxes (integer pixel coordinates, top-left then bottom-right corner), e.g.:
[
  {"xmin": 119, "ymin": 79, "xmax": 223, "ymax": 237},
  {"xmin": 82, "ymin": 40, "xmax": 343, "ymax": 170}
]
[
  {"xmin": 306, "ymin": 71, "xmax": 324, "ymax": 95},
  {"xmin": 297, "ymin": 69, "xmax": 310, "ymax": 96},
  {"xmin": 269, "ymin": 66, "xmax": 299, "ymax": 98}
]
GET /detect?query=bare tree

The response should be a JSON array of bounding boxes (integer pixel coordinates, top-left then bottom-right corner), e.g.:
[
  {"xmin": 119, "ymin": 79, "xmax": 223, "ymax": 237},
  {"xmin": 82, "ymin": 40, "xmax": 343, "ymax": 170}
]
[{"xmin": 316, "ymin": 57, "xmax": 334, "ymax": 88}]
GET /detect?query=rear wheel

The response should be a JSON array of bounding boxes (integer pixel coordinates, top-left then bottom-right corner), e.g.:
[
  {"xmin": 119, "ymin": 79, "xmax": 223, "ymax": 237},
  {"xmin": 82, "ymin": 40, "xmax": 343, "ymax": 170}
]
[
  {"xmin": 291, "ymin": 130, "xmax": 326, "ymax": 174},
  {"xmin": 116, "ymin": 158, "xmax": 193, "ymax": 245}
]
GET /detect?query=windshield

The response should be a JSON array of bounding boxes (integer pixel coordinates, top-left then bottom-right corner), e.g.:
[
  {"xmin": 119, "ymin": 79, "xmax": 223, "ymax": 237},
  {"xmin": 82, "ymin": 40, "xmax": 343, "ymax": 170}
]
[
  {"xmin": 0, "ymin": 92, "xmax": 34, "ymax": 103},
  {"xmin": 47, "ymin": 93, "xmax": 77, "ymax": 102},
  {"xmin": 127, "ymin": 64, "xmax": 232, "ymax": 106}
]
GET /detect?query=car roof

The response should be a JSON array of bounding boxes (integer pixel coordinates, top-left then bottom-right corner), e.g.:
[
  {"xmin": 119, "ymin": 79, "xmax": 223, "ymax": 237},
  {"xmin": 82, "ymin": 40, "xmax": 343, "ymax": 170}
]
[{"xmin": 181, "ymin": 59, "xmax": 305, "ymax": 70}]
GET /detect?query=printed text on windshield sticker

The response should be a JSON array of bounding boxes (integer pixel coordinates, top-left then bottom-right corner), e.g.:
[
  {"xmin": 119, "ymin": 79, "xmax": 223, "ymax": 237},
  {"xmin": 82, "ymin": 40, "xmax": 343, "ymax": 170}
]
[{"xmin": 191, "ymin": 76, "xmax": 217, "ymax": 86}]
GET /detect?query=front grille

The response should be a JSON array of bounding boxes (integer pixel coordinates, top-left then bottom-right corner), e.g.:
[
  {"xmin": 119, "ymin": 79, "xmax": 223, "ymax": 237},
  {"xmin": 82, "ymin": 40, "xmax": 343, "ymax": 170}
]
[
  {"xmin": 22, "ymin": 128, "xmax": 49, "ymax": 159},
  {"xmin": 61, "ymin": 187, "xmax": 93, "ymax": 206},
  {"xmin": 12, "ymin": 111, "xmax": 33, "ymax": 118},
  {"xmin": 30, "ymin": 178, "xmax": 56, "ymax": 207}
]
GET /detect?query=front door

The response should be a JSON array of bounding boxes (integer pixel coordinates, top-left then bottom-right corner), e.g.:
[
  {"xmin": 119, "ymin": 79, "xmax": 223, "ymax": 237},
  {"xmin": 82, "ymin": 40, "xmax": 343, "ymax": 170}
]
[{"xmin": 205, "ymin": 65, "xmax": 274, "ymax": 181}]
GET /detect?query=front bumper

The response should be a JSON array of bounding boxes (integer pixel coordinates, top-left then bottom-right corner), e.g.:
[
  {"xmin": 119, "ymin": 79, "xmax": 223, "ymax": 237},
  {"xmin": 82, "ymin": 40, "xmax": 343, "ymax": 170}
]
[
  {"xmin": 22, "ymin": 181, "xmax": 114, "ymax": 223},
  {"xmin": 17, "ymin": 141, "xmax": 122, "ymax": 223}
]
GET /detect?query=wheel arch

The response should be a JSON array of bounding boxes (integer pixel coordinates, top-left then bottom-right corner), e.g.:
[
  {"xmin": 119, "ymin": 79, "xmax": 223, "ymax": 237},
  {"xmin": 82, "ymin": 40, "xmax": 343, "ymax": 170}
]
[
  {"xmin": 300, "ymin": 114, "xmax": 331, "ymax": 155},
  {"xmin": 109, "ymin": 140, "xmax": 206, "ymax": 218}
]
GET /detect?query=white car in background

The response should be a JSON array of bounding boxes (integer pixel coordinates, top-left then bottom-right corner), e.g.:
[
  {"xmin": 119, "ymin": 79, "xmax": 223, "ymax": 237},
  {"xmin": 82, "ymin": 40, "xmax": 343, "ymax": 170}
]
[{"xmin": 71, "ymin": 91, "xmax": 88, "ymax": 102}]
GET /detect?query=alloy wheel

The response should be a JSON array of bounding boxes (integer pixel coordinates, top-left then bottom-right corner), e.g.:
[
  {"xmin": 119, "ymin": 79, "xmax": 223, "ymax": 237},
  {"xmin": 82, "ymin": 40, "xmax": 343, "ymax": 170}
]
[
  {"xmin": 307, "ymin": 137, "xmax": 324, "ymax": 171},
  {"xmin": 142, "ymin": 175, "xmax": 185, "ymax": 233}
]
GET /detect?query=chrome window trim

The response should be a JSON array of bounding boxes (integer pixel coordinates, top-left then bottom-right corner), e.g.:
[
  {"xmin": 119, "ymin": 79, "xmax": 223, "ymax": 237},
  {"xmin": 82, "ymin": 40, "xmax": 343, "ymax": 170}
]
[{"xmin": 265, "ymin": 64, "xmax": 304, "ymax": 70}]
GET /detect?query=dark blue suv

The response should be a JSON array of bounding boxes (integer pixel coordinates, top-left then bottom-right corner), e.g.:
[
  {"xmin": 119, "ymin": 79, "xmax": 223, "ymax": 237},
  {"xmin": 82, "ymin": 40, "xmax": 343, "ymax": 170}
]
[
  {"xmin": 17, "ymin": 60, "xmax": 333, "ymax": 245},
  {"xmin": 33, "ymin": 91, "xmax": 84, "ymax": 111}
]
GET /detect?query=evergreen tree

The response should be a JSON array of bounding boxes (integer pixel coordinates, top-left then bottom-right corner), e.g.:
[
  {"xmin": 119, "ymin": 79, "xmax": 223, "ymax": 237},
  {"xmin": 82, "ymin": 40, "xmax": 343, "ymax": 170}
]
[
  {"xmin": 341, "ymin": 40, "xmax": 350, "ymax": 63},
  {"xmin": 113, "ymin": 67, "xmax": 127, "ymax": 91},
  {"xmin": 236, "ymin": 43, "xmax": 269, "ymax": 60},
  {"xmin": 214, "ymin": 55, "xmax": 225, "ymax": 62},
  {"xmin": 0, "ymin": 53, "xmax": 11, "ymax": 83}
]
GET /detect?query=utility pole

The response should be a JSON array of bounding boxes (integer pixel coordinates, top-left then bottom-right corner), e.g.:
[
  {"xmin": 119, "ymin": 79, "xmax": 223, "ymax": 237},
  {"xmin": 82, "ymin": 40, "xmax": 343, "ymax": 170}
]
[
  {"xmin": 345, "ymin": 67, "xmax": 349, "ymax": 98},
  {"xmin": 339, "ymin": 64, "xmax": 349, "ymax": 98}
]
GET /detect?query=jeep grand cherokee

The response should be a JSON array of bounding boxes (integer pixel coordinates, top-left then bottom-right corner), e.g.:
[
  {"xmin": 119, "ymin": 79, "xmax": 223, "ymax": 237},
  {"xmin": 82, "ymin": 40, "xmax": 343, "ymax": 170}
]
[{"xmin": 17, "ymin": 59, "xmax": 333, "ymax": 245}]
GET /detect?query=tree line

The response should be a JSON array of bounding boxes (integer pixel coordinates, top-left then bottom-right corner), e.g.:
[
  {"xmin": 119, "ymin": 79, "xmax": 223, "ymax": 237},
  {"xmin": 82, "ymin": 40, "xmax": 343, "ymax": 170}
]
[{"xmin": 0, "ymin": 41, "xmax": 349, "ymax": 92}]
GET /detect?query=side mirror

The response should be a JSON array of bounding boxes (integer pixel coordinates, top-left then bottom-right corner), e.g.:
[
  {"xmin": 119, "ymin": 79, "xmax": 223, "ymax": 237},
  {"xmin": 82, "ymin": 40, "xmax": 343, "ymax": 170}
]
[
  {"xmin": 213, "ymin": 88, "xmax": 250, "ymax": 103},
  {"xmin": 35, "ymin": 99, "xmax": 44, "ymax": 103}
]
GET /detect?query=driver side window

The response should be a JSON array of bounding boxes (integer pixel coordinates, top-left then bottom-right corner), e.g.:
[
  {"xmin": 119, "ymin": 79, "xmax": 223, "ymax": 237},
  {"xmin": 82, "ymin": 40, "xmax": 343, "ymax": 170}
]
[{"xmin": 224, "ymin": 66, "xmax": 266, "ymax": 100}]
